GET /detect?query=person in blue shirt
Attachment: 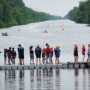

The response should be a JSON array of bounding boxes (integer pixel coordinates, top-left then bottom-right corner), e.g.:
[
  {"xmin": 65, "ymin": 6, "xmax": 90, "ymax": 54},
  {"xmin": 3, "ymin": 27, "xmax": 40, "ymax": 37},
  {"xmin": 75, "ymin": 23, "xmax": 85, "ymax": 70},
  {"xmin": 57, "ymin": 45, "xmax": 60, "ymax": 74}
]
[
  {"xmin": 87, "ymin": 44, "xmax": 90, "ymax": 62},
  {"xmin": 35, "ymin": 45, "xmax": 41, "ymax": 65},
  {"xmin": 54, "ymin": 46, "xmax": 61, "ymax": 64},
  {"xmin": 4, "ymin": 48, "xmax": 8, "ymax": 65}
]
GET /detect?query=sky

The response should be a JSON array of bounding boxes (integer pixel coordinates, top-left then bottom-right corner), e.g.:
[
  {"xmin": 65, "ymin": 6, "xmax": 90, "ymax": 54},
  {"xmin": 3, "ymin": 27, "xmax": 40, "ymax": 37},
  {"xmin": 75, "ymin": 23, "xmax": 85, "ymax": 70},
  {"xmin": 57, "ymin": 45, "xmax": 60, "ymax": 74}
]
[{"xmin": 23, "ymin": 0, "xmax": 85, "ymax": 17}]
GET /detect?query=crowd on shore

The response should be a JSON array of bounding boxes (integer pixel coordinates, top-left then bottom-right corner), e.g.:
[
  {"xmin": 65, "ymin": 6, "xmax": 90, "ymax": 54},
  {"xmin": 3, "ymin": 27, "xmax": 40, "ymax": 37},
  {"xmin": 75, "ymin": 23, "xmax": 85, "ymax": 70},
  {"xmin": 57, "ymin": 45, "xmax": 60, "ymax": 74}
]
[{"xmin": 1, "ymin": 43, "xmax": 90, "ymax": 65}]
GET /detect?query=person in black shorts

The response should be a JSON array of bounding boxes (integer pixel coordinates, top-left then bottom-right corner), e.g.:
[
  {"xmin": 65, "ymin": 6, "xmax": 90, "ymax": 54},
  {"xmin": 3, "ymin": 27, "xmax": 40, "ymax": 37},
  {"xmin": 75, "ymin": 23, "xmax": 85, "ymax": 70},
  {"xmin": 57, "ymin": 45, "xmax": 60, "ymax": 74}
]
[
  {"xmin": 73, "ymin": 44, "xmax": 78, "ymax": 63},
  {"xmin": 18, "ymin": 44, "xmax": 24, "ymax": 65},
  {"xmin": 35, "ymin": 45, "xmax": 41, "ymax": 65}
]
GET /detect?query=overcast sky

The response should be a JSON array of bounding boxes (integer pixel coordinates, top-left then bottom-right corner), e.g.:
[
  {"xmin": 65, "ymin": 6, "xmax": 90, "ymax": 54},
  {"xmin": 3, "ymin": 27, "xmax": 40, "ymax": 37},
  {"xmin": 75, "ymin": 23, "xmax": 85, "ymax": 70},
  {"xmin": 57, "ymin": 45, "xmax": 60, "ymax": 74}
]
[{"xmin": 23, "ymin": 0, "xmax": 85, "ymax": 17}]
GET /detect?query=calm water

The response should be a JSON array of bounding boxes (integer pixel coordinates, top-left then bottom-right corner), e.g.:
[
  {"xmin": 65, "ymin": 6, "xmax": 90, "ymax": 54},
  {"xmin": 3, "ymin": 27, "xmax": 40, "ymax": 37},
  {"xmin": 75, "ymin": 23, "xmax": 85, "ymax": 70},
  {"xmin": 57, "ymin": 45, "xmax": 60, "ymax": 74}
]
[{"xmin": 0, "ymin": 69, "xmax": 90, "ymax": 90}]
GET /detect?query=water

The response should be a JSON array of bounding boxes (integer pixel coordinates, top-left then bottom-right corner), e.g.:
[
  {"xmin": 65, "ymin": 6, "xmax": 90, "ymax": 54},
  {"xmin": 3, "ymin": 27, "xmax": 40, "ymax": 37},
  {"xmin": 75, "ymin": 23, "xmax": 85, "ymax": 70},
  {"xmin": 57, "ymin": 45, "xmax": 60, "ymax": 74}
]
[
  {"xmin": 0, "ymin": 19, "xmax": 90, "ymax": 90},
  {"xmin": 0, "ymin": 69, "xmax": 90, "ymax": 90}
]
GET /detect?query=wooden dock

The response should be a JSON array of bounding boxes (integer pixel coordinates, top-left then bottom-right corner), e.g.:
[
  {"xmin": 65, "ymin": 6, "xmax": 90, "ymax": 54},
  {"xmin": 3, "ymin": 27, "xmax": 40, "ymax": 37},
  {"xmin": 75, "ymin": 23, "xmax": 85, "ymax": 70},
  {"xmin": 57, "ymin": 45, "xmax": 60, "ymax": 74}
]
[{"xmin": 0, "ymin": 62, "xmax": 90, "ymax": 70}]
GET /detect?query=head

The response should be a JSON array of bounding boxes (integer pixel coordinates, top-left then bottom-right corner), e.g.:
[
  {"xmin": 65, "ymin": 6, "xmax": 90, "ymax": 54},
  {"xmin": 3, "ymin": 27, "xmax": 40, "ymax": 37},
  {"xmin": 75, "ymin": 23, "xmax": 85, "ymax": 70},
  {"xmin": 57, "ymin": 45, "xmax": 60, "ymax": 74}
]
[
  {"xmin": 82, "ymin": 44, "xmax": 85, "ymax": 47},
  {"xmin": 37, "ymin": 45, "xmax": 39, "ymax": 47},
  {"xmin": 9, "ymin": 47, "xmax": 11, "ymax": 50},
  {"xmin": 88, "ymin": 44, "xmax": 90, "ymax": 47},
  {"xmin": 12, "ymin": 47, "xmax": 14, "ymax": 50},
  {"xmin": 30, "ymin": 46, "xmax": 33, "ymax": 49},
  {"xmin": 74, "ymin": 44, "xmax": 78, "ymax": 50},
  {"xmin": 4, "ymin": 48, "xmax": 7, "ymax": 51},
  {"xmin": 18, "ymin": 44, "xmax": 21, "ymax": 47},
  {"xmin": 46, "ymin": 43, "xmax": 49, "ymax": 47}
]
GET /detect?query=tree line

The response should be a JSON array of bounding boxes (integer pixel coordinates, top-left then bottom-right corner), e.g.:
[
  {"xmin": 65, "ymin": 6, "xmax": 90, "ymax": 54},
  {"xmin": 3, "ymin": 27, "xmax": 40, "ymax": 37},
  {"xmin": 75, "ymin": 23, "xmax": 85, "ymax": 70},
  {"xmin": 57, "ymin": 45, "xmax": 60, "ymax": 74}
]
[
  {"xmin": 65, "ymin": 0, "xmax": 90, "ymax": 24},
  {"xmin": 0, "ymin": 0, "xmax": 61, "ymax": 28}
]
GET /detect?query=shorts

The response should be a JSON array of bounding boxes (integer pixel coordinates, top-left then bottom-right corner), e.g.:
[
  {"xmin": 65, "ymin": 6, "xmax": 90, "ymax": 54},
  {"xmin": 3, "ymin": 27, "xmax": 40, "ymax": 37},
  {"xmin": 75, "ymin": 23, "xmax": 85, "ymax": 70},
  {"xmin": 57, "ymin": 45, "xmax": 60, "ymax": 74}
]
[
  {"xmin": 36, "ymin": 54, "xmax": 41, "ymax": 58},
  {"xmin": 55, "ymin": 55, "xmax": 60, "ymax": 58},
  {"xmin": 74, "ymin": 52, "xmax": 78, "ymax": 56},
  {"xmin": 30, "ymin": 54, "xmax": 34, "ymax": 59},
  {"xmin": 19, "ymin": 55, "xmax": 24, "ymax": 59}
]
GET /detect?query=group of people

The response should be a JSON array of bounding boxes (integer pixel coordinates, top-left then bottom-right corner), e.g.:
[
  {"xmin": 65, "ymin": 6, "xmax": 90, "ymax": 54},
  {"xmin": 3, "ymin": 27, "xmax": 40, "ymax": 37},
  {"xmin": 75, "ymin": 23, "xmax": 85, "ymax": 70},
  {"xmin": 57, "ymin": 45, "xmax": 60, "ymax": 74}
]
[
  {"xmin": 29, "ymin": 43, "xmax": 61, "ymax": 65},
  {"xmin": 4, "ymin": 44, "xmax": 24, "ymax": 65},
  {"xmin": 3, "ymin": 43, "xmax": 61, "ymax": 65},
  {"xmin": 4, "ymin": 47, "xmax": 16, "ymax": 65},
  {"xmin": 2, "ymin": 43, "xmax": 90, "ymax": 65},
  {"xmin": 73, "ymin": 44, "xmax": 90, "ymax": 63}
]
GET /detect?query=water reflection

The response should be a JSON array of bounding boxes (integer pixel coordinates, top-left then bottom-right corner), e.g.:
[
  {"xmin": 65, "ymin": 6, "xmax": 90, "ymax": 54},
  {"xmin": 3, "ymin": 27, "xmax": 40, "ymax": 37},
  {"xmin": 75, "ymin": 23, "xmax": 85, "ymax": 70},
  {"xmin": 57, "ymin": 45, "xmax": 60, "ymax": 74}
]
[
  {"xmin": 74, "ymin": 69, "xmax": 79, "ymax": 90},
  {"xmin": 87, "ymin": 69, "xmax": 90, "ymax": 89},
  {"xmin": 4, "ymin": 70, "xmax": 16, "ymax": 90},
  {"xmin": 19, "ymin": 70, "xmax": 24, "ymax": 78},
  {"xmin": 2, "ymin": 69, "xmax": 90, "ymax": 90},
  {"xmin": 19, "ymin": 70, "xmax": 25, "ymax": 90},
  {"xmin": 83, "ymin": 69, "xmax": 86, "ymax": 90}
]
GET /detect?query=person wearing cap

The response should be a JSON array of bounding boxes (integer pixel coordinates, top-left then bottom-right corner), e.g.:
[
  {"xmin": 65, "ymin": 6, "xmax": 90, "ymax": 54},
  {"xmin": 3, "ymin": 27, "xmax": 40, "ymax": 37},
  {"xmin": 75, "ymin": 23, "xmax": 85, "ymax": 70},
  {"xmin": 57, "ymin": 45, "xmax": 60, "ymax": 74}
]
[
  {"xmin": 11, "ymin": 47, "xmax": 16, "ymax": 64},
  {"xmin": 87, "ymin": 44, "xmax": 90, "ymax": 62},
  {"xmin": 35, "ymin": 45, "xmax": 41, "ymax": 65},
  {"xmin": 17, "ymin": 44, "xmax": 24, "ymax": 65}
]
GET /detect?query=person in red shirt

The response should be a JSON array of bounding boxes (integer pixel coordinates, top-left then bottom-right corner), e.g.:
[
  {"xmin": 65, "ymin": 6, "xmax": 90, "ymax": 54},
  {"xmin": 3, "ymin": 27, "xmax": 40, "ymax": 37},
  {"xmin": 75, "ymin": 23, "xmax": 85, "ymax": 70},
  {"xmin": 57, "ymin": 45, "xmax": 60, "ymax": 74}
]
[
  {"xmin": 7, "ymin": 47, "xmax": 12, "ymax": 65},
  {"xmin": 82, "ymin": 44, "xmax": 86, "ymax": 62}
]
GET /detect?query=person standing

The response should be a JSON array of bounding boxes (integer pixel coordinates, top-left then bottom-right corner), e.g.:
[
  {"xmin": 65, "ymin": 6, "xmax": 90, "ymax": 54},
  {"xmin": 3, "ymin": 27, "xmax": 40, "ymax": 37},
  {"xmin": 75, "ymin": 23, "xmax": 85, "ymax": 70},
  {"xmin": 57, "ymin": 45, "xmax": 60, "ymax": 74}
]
[
  {"xmin": 50, "ymin": 47, "xmax": 53, "ymax": 64},
  {"xmin": 45, "ymin": 43, "xmax": 51, "ymax": 64},
  {"xmin": 7, "ymin": 47, "xmax": 12, "ymax": 65},
  {"xmin": 4, "ymin": 48, "xmax": 8, "ymax": 65},
  {"xmin": 82, "ymin": 44, "xmax": 86, "ymax": 62},
  {"xmin": 87, "ymin": 44, "xmax": 90, "ymax": 62},
  {"xmin": 18, "ymin": 44, "xmax": 24, "ymax": 65},
  {"xmin": 54, "ymin": 46, "xmax": 61, "ymax": 64},
  {"xmin": 29, "ymin": 46, "xmax": 34, "ymax": 64},
  {"xmin": 35, "ymin": 45, "xmax": 41, "ymax": 65},
  {"xmin": 73, "ymin": 44, "xmax": 78, "ymax": 63},
  {"xmin": 42, "ymin": 48, "xmax": 46, "ymax": 64},
  {"xmin": 11, "ymin": 47, "xmax": 16, "ymax": 64}
]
